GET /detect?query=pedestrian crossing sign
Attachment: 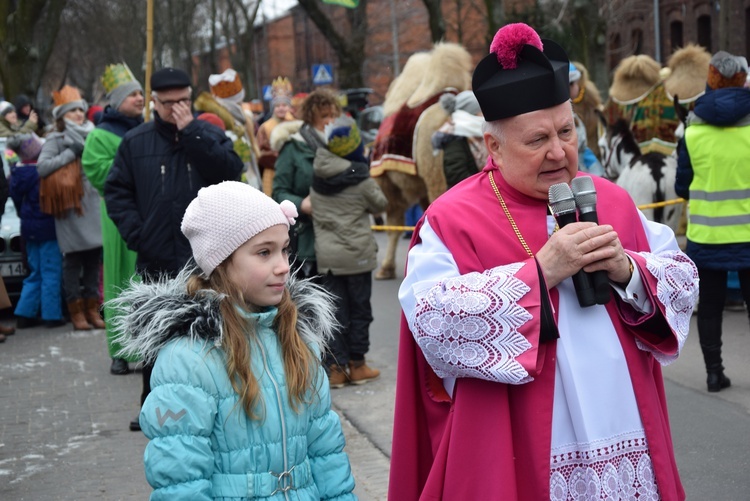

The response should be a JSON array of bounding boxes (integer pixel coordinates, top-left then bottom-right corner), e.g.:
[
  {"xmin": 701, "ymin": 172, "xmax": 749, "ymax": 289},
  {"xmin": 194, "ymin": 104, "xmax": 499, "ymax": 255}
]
[{"xmin": 312, "ymin": 64, "xmax": 334, "ymax": 85}]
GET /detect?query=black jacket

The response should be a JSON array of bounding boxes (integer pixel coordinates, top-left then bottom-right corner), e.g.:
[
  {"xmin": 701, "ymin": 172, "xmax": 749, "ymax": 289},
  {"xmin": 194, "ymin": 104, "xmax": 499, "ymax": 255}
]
[{"xmin": 105, "ymin": 114, "xmax": 243, "ymax": 278}]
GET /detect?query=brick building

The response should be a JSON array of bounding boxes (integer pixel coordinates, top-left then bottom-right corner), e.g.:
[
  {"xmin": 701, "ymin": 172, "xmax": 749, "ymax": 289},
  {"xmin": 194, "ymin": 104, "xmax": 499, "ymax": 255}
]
[
  {"xmin": 251, "ymin": 0, "xmax": 494, "ymax": 106},
  {"xmin": 606, "ymin": 0, "xmax": 750, "ymax": 72}
]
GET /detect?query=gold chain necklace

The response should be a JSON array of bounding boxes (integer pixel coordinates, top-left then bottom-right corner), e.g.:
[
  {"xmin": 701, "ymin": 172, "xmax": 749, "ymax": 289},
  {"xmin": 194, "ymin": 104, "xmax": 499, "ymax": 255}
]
[{"xmin": 489, "ymin": 171, "xmax": 534, "ymax": 258}]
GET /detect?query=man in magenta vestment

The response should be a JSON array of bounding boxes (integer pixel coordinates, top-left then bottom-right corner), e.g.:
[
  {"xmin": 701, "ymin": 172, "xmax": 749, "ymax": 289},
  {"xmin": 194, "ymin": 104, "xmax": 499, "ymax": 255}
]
[{"xmin": 389, "ymin": 23, "xmax": 698, "ymax": 501}]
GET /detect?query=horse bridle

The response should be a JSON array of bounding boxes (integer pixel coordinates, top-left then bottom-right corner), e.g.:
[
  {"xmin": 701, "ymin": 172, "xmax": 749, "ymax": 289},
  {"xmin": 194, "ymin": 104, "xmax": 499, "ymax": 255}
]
[{"xmin": 601, "ymin": 133, "xmax": 623, "ymax": 180}]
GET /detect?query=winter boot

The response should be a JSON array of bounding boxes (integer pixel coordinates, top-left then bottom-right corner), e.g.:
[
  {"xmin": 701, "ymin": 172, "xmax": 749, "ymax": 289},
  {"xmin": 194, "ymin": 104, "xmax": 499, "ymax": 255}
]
[
  {"xmin": 84, "ymin": 298, "xmax": 106, "ymax": 329},
  {"xmin": 698, "ymin": 315, "xmax": 730, "ymax": 392},
  {"xmin": 328, "ymin": 365, "xmax": 349, "ymax": 389},
  {"xmin": 348, "ymin": 359, "xmax": 380, "ymax": 385},
  {"xmin": 68, "ymin": 299, "xmax": 93, "ymax": 331}
]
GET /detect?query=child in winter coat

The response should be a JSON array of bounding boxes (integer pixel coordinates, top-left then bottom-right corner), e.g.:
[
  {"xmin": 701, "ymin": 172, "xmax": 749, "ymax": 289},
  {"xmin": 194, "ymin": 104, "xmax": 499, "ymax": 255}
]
[
  {"xmin": 7, "ymin": 133, "xmax": 65, "ymax": 328},
  {"xmin": 310, "ymin": 121, "xmax": 388, "ymax": 388},
  {"xmin": 110, "ymin": 181, "xmax": 356, "ymax": 500}
]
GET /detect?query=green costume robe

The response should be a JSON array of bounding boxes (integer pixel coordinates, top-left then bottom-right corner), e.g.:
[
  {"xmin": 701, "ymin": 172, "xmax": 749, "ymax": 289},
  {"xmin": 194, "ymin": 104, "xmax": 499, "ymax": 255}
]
[{"xmin": 82, "ymin": 119, "xmax": 140, "ymax": 362}]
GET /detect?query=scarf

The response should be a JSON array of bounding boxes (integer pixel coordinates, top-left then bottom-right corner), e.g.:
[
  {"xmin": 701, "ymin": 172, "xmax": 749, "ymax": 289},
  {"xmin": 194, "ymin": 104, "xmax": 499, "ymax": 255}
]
[{"xmin": 64, "ymin": 119, "xmax": 94, "ymax": 149}]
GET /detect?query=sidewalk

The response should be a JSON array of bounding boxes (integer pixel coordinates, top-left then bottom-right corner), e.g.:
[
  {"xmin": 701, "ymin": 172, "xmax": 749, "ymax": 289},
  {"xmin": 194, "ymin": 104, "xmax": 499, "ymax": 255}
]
[{"xmin": 0, "ymin": 321, "xmax": 389, "ymax": 500}]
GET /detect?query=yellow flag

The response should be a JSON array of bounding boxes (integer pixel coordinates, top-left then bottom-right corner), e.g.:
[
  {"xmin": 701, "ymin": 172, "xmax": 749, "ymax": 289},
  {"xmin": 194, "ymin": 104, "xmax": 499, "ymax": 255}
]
[{"xmin": 322, "ymin": 0, "xmax": 359, "ymax": 7}]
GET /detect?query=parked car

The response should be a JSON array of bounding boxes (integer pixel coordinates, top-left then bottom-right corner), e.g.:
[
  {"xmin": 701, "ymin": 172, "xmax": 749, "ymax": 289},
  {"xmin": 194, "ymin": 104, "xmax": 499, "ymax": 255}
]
[{"xmin": 0, "ymin": 137, "xmax": 29, "ymax": 306}]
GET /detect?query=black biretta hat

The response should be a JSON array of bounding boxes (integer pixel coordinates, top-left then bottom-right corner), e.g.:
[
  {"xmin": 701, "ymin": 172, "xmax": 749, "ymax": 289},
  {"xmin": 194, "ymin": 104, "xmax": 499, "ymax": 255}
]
[
  {"xmin": 151, "ymin": 67, "xmax": 191, "ymax": 91},
  {"xmin": 472, "ymin": 23, "xmax": 570, "ymax": 121}
]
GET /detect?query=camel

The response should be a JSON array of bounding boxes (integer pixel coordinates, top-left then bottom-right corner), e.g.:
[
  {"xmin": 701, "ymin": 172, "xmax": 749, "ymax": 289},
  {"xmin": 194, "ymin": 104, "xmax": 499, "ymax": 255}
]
[{"xmin": 371, "ymin": 42, "xmax": 474, "ymax": 279}]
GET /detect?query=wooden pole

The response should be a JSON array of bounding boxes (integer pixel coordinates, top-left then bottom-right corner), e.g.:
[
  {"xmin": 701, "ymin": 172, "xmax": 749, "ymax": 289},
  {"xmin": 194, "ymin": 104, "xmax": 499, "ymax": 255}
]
[{"xmin": 145, "ymin": 0, "xmax": 154, "ymax": 121}]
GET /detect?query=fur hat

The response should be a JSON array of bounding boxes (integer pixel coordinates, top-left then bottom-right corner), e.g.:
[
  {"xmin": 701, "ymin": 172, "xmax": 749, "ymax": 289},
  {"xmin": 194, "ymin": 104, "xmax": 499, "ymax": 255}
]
[
  {"xmin": 0, "ymin": 100, "xmax": 15, "ymax": 118},
  {"xmin": 707, "ymin": 51, "xmax": 749, "ymax": 90},
  {"xmin": 7, "ymin": 133, "xmax": 44, "ymax": 162},
  {"xmin": 181, "ymin": 181, "xmax": 298, "ymax": 277},
  {"xmin": 472, "ymin": 23, "xmax": 570, "ymax": 121},
  {"xmin": 326, "ymin": 122, "xmax": 367, "ymax": 164},
  {"xmin": 52, "ymin": 86, "xmax": 88, "ymax": 120}
]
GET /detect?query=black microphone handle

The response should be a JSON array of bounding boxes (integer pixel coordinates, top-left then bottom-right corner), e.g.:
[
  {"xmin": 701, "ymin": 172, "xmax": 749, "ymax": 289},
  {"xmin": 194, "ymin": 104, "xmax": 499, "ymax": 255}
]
[
  {"xmin": 554, "ymin": 211, "xmax": 597, "ymax": 308},
  {"xmin": 577, "ymin": 210, "xmax": 612, "ymax": 305}
]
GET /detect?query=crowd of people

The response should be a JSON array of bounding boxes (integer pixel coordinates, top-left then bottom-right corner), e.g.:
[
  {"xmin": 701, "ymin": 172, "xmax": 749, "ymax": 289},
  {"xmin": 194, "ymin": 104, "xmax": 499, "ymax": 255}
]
[{"xmin": 1, "ymin": 18, "xmax": 749, "ymax": 500}]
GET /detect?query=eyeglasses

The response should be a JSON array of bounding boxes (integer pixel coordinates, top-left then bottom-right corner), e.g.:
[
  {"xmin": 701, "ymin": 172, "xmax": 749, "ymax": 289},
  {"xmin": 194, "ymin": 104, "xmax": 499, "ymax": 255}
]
[{"xmin": 154, "ymin": 97, "xmax": 191, "ymax": 108}]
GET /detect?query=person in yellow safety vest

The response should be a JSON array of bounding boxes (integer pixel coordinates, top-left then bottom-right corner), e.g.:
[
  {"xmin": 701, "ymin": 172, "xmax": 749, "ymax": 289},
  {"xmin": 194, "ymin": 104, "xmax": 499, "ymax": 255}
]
[{"xmin": 675, "ymin": 50, "xmax": 750, "ymax": 393}]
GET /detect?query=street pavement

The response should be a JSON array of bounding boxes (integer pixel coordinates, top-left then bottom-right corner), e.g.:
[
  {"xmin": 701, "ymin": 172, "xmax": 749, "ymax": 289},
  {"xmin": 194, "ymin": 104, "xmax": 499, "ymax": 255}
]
[{"xmin": 1, "ymin": 231, "xmax": 749, "ymax": 500}]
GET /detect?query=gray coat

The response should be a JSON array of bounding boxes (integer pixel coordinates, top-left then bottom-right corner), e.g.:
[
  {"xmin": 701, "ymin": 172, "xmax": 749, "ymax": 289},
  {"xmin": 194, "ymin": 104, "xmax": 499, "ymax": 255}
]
[
  {"xmin": 37, "ymin": 131, "xmax": 102, "ymax": 254},
  {"xmin": 310, "ymin": 148, "xmax": 387, "ymax": 276}
]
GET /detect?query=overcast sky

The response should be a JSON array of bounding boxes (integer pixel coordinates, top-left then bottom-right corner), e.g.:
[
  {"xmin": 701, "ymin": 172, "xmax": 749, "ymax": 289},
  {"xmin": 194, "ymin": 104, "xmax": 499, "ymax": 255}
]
[{"xmin": 259, "ymin": 0, "xmax": 298, "ymax": 21}]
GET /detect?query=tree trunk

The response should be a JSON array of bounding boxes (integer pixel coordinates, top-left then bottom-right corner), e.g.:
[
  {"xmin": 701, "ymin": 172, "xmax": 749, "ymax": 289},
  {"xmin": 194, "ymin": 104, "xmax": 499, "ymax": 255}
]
[
  {"xmin": 484, "ymin": 0, "xmax": 504, "ymax": 44},
  {"xmin": 422, "ymin": 0, "xmax": 446, "ymax": 43},
  {"xmin": 0, "ymin": 0, "xmax": 69, "ymax": 99},
  {"xmin": 296, "ymin": 0, "xmax": 368, "ymax": 89}
]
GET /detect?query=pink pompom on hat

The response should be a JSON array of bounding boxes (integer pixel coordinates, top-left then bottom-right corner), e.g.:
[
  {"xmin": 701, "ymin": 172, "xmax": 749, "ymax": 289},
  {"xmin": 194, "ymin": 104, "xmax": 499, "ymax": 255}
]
[
  {"xmin": 472, "ymin": 23, "xmax": 570, "ymax": 121},
  {"xmin": 181, "ymin": 181, "xmax": 298, "ymax": 277}
]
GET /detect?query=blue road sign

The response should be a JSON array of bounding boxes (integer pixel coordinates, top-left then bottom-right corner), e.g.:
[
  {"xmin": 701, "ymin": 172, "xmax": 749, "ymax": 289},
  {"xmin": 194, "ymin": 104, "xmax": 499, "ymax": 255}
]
[
  {"xmin": 262, "ymin": 85, "xmax": 273, "ymax": 101},
  {"xmin": 312, "ymin": 64, "xmax": 334, "ymax": 85}
]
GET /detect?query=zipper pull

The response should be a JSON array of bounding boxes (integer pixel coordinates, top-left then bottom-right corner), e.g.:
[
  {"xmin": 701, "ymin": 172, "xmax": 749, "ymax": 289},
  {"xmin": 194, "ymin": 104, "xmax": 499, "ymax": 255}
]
[{"xmin": 161, "ymin": 165, "xmax": 165, "ymax": 175}]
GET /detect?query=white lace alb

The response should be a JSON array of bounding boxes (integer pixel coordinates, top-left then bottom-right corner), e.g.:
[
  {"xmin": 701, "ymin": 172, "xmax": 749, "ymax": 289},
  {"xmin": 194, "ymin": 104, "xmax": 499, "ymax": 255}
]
[
  {"xmin": 409, "ymin": 262, "xmax": 534, "ymax": 384},
  {"xmin": 550, "ymin": 432, "xmax": 659, "ymax": 500}
]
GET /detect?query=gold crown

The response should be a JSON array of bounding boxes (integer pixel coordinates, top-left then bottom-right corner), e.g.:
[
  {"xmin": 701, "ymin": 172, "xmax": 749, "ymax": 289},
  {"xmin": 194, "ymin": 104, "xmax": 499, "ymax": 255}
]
[
  {"xmin": 271, "ymin": 76, "xmax": 293, "ymax": 98},
  {"xmin": 101, "ymin": 63, "xmax": 137, "ymax": 94},
  {"xmin": 211, "ymin": 71, "xmax": 243, "ymax": 99},
  {"xmin": 52, "ymin": 85, "xmax": 84, "ymax": 107}
]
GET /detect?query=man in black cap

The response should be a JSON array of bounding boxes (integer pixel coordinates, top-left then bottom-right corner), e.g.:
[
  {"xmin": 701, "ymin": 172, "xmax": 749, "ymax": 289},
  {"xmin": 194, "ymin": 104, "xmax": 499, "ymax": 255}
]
[
  {"xmin": 389, "ymin": 23, "xmax": 697, "ymax": 500},
  {"xmin": 104, "ymin": 67, "xmax": 243, "ymax": 431}
]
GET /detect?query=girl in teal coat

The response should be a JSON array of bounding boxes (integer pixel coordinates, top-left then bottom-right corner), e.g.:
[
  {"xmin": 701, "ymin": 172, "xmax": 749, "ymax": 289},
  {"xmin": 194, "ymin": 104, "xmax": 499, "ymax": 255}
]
[{"xmin": 111, "ymin": 181, "xmax": 356, "ymax": 500}]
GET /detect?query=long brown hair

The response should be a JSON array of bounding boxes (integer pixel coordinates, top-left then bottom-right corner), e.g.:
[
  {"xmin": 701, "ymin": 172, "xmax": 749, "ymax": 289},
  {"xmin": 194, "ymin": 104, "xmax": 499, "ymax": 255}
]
[{"xmin": 186, "ymin": 263, "xmax": 318, "ymax": 419}]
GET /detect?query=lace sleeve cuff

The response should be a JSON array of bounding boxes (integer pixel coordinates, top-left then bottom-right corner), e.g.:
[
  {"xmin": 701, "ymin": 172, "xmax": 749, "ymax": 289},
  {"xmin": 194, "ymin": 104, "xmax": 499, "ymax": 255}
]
[
  {"xmin": 634, "ymin": 250, "xmax": 699, "ymax": 365},
  {"xmin": 408, "ymin": 261, "xmax": 538, "ymax": 384}
]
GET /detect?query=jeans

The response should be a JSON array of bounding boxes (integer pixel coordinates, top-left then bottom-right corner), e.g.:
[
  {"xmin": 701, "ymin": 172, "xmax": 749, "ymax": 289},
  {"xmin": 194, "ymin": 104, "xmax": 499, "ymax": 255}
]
[
  {"xmin": 62, "ymin": 247, "xmax": 102, "ymax": 302},
  {"xmin": 14, "ymin": 240, "xmax": 63, "ymax": 321}
]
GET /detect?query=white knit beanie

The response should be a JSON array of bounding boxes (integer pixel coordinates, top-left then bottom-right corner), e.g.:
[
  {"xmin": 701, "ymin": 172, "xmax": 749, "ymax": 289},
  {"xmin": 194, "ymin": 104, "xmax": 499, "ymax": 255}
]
[{"xmin": 181, "ymin": 181, "xmax": 298, "ymax": 277}]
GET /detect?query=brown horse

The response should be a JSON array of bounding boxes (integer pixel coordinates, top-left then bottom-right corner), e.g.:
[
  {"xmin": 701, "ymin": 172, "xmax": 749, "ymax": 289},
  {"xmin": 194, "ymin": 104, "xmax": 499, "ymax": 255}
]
[{"xmin": 371, "ymin": 42, "xmax": 474, "ymax": 279}]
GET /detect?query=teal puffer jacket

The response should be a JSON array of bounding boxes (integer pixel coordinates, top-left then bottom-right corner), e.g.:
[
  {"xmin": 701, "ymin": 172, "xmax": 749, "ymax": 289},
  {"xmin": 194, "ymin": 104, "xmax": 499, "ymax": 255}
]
[{"xmin": 111, "ymin": 268, "xmax": 356, "ymax": 500}]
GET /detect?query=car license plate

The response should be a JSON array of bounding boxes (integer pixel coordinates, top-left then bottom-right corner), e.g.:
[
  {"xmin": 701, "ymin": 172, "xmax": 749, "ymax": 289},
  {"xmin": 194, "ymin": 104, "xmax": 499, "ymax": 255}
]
[{"xmin": 0, "ymin": 261, "xmax": 27, "ymax": 277}]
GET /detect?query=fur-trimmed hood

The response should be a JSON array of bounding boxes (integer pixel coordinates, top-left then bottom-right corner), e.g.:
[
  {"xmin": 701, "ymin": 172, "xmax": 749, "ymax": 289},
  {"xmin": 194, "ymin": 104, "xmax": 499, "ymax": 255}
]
[
  {"xmin": 109, "ymin": 266, "xmax": 337, "ymax": 364},
  {"xmin": 270, "ymin": 119, "xmax": 303, "ymax": 152}
]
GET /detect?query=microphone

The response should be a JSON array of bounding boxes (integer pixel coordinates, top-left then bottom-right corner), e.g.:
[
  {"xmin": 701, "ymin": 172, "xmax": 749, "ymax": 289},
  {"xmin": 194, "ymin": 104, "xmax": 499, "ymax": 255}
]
[
  {"xmin": 571, "ymin": 177, "xmax": 612, "ymax": 305},
  {"xmin": 548, "ymin": 182, "xmax": 597, "ymax": 308}
]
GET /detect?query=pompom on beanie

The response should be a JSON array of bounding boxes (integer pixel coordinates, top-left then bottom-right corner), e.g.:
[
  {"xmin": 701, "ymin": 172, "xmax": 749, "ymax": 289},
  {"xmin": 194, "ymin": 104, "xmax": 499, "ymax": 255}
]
[
  {"xmin": 707, "ymin": 50, "xmax": 749, "ymax": 90},
  {"xmin": 181, "ymin": 181, "xmax": 298, "ymax": 277}
]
